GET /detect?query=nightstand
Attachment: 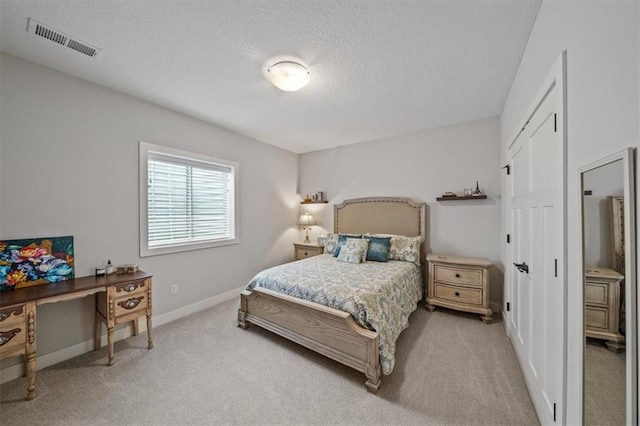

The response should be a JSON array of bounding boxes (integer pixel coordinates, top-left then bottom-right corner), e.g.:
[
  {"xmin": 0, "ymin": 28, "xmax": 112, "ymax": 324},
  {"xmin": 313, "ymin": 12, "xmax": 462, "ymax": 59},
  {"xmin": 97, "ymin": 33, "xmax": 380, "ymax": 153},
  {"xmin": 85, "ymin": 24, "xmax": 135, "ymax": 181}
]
[
  {"xmin": 425, "ymin": 254, "xmax": 493, "ymax": 323},
  {"xmin": 293, "ymin": 242, "xmax": 324, "ymax": 260},
  {"xmin": 585, "ymin": 266, "xmax": 625, "ymax": 352}
]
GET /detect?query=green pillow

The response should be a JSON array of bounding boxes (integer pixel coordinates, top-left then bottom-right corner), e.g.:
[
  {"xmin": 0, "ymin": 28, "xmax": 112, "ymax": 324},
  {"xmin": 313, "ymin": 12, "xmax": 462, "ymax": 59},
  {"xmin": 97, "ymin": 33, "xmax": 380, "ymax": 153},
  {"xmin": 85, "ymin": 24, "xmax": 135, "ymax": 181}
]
[{"xmin": 364, "ymin": 236, "xmax": 391, "ymax": 262}]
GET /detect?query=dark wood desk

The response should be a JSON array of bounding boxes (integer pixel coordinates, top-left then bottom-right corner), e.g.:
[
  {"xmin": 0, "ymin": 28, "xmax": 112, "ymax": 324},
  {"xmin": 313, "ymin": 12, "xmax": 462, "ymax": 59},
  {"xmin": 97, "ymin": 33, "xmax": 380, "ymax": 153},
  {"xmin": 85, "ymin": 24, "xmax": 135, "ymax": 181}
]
[{"xmin": 0, "ymin": 271, "xmax": 153, "ymax": 400}]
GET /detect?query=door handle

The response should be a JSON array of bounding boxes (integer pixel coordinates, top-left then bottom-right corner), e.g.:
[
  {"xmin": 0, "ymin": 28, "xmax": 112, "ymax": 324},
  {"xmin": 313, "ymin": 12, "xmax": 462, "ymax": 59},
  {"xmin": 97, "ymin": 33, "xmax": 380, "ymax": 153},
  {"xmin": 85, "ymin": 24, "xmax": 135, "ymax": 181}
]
[{"xmin": 513, "ymin": 262, "xmax": 529, "ymax": 274}]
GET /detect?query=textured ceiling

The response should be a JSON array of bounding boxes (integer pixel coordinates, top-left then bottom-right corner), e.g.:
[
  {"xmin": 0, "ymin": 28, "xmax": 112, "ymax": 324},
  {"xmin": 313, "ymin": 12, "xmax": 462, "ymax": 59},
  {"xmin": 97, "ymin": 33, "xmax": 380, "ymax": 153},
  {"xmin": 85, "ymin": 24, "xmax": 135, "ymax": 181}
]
[{"xmin": 0, "ymin": 1, "xmax": 541, "ymax": 154}]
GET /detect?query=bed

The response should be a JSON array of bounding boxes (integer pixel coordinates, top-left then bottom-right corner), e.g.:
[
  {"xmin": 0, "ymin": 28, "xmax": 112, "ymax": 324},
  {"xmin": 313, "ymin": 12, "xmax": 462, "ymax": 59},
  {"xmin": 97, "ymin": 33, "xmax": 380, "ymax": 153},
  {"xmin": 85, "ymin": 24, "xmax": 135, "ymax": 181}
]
[{"xmin": 237, "ymin": 196, "xmax": 426, "ymax": 393}]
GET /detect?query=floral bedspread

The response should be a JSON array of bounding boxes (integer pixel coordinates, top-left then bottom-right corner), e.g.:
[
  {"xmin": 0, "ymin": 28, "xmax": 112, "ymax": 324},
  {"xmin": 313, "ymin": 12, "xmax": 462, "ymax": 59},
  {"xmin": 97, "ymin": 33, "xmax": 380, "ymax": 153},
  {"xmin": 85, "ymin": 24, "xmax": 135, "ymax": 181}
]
[{"xmin": 245, "ymin": 254, "xmax": 423, "ymax": 375}]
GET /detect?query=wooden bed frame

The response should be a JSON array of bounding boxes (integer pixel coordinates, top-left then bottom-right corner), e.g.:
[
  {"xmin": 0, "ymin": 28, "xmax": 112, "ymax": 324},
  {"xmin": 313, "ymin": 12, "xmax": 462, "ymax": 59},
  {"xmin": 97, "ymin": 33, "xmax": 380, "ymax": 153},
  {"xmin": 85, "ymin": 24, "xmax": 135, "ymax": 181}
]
[{"xmin": 237, "ymin": 196, "xmax": 426, "ymax": 393}]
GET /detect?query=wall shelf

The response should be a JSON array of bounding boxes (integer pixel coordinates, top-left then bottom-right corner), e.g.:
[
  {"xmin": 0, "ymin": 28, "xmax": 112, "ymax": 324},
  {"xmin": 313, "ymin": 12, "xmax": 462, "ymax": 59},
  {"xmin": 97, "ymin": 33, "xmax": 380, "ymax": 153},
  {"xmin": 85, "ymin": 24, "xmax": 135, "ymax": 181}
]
[
  {"xmin": 300, "ymin": 201, "xmax": 329, "ymax": 204},
  {"xmin": 436, "ymin": 195, "xmax": 487, "ymax": 201}
]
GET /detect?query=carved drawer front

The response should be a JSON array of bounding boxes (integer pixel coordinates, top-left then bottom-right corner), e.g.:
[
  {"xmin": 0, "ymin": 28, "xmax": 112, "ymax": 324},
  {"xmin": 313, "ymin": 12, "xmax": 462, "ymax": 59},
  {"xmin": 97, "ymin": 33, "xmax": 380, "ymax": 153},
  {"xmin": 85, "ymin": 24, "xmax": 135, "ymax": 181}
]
[
  {"xmin": 585, "ymin": 282, "xmax": 609, "ymax": 306},
  {"xmin": 586, "ymin": 307, "xmax": 609, "ymax": 330},
  {"xmin": 434, "ymin": 283, "xmax": 482, "ymax": 306},
  {"xmin": 114, "ymin": 280, "xmax": 147, "ymax": 297},
  {"xmin": 114, "ymin": 294, "xmax": 148, "ymax": 318},
  {"xmin": 0, "ymin": 326, "xmax": 26, "ymax": 353},
  {"xmin": 434, "ymin": 266, "xmax": 482, "ymax": 287},
  {"xmin": 0, "ymin": 305, "xmax": 25, "ymax": 326}
]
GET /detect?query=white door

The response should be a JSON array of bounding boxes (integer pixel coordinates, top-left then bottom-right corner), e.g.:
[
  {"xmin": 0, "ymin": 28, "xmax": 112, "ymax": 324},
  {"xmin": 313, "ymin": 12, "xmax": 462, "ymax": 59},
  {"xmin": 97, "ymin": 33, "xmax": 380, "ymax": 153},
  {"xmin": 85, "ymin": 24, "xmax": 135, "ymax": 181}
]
[{"xmin": 507, "ymin": 57, "xmax": 565, "ymax": 424}]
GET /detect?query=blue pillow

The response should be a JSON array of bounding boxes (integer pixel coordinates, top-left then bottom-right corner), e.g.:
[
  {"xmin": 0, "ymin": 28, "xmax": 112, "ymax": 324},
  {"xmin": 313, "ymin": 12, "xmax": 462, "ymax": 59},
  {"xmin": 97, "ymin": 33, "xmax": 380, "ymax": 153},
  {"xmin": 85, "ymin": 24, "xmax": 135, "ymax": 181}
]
[
  {"xmin": 364, "ymin": 236, "xmax": 391, "ymax": 262},
  {"xmin": 333, "ymin": 234, "xmax": 363, "ymax": 257}
]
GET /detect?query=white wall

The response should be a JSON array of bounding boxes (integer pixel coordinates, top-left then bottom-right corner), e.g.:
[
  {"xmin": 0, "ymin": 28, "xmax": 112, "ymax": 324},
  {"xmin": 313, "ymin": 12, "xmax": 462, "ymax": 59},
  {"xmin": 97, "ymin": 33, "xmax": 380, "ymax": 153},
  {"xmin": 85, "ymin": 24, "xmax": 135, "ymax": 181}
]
[
  {"xmin": 582, "ymin": 160, "xmax": 624, "ymax": 269},
  {"xmin": 0, "ymin": 53, "xmax": 299, "ymax": 361},
  {"xmin": 299, "ymin": 118, "xmax": 503, "ymax": 306},
  {"xmin": 0, "ymin": 56, "xmax": 3, "ymax": 237},
  {"xmin": 499, "ymin": 1, "xmax": 639, "ymax": 423}
]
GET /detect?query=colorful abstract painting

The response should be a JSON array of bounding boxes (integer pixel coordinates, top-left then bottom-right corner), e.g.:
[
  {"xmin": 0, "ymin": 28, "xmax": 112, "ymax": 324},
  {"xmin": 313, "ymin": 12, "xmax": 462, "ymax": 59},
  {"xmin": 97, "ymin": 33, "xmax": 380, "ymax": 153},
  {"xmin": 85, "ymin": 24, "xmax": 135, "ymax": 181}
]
[{"xmin": 0, "ymin": 236, "xmax": 74, "ymax": 292}]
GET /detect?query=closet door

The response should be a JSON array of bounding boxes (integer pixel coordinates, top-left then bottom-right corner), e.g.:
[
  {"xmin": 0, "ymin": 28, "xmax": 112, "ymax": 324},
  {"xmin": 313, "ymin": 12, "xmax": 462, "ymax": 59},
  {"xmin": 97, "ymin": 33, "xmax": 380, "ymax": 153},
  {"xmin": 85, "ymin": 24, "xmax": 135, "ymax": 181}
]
[{"xmin": 506, "ymin": 55, "xmax": 566, "ymax": 424}]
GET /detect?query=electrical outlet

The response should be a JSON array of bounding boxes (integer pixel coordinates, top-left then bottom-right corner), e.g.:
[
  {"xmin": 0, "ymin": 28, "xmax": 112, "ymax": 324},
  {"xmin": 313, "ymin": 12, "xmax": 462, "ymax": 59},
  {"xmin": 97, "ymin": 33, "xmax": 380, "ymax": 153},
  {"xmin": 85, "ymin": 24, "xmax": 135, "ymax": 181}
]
[{"xmin": 170, "ymin": 284, "xmax": 178, "ymax": 296}]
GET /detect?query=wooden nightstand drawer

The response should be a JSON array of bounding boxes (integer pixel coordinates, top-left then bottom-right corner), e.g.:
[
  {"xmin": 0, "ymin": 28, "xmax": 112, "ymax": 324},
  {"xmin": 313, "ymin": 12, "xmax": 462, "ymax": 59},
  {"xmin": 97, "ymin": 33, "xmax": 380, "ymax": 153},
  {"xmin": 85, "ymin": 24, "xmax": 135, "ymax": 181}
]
[
  {"xmin": 293, "ymin": 243, "xmax": 324, "ymax": 260},
  {"xmin": 0, "ymin": 325, "xmax": 26, "ymax": 354},
  {"xmin": 296, "ymin": 247, "xmax": 319, "ymax": 259},
  {"xmin": 0, "ymin": 305, "xmax": 26, "ymax": 327},
  {"xmin": 434, "ymin": 283, "xmax": 483, "ymax": 306},
  {"xmin": 114, "ymin": 294, "xmax": 148, "ymax": 319},
  {"xmin": 585, "ymin": 282, "xmax": 608, "ymax": 306},
  {"xmin": 586, "ymin": 306, "xmax": 609, "ymax": 330},
  {"xmin": 97, "ymin": 279, "xmax": 151, "ymax": 323},
  {"xmin": 434, "ymin": 266, "xmax": 482, "ymax": 287},
  {"xmin": 114, "ymin": 280, "xmax": 148, "ymax": 297}
]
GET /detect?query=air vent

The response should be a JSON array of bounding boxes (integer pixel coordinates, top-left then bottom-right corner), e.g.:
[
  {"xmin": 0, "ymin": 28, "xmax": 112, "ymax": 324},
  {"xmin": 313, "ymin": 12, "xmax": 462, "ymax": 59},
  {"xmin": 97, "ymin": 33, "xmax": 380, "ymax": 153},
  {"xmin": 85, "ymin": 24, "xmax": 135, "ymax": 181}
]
[
  {"xmin": 67, "ymin": 39, "xmax": 98, "ymax": 57},
  {"xmin": 27, "ymin": 18, "xmax": 102, "ymax": 58}
]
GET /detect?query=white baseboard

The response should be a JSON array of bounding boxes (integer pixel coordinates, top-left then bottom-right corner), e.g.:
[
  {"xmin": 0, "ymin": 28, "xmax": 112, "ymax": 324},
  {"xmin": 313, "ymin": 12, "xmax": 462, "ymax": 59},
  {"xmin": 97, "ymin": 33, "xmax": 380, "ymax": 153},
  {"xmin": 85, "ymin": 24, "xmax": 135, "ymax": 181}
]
[
  {"xmin": 0, "ymin": 285, "xmax": 245, "ymax": 384},
  {"xmin": 152, "ymin": 285, "xmax": 244, "ymax": 328}
]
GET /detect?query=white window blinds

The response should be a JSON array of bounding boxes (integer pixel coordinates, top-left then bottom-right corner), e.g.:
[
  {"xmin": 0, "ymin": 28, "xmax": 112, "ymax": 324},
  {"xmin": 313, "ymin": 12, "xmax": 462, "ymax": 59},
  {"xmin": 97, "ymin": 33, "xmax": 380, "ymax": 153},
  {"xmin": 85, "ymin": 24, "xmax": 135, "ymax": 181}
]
[{"xmin": 140, "ymin": 142, "xmax": 238, "ymax": 256}]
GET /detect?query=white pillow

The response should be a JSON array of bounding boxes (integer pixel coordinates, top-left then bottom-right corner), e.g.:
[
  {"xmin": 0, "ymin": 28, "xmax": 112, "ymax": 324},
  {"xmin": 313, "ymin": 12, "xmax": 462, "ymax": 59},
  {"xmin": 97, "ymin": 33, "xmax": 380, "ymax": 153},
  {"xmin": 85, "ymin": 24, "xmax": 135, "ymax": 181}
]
[{"xmin": 373, "ymin": 234, "xmax": 422, "ymax": 266}]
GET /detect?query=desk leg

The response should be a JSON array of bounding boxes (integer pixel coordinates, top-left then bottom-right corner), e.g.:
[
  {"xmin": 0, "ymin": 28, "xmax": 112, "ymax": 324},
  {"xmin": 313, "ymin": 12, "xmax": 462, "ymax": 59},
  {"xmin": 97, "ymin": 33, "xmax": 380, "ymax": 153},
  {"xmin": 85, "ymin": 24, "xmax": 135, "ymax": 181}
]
[
  {"xmin": 94, "ymin": 293, "xmax": 102, "ymax": 351},
  {"xmin": 26, "ymin": 303, "xmax": 36, "ymax": 400},
  {"xmin": 146, "ymin": 281, "xmax": 153, "ymax": 350},
  {"xmin": 107, "ymin": 326, "xmax": 114, "ymax": 366},
  {"xmin": 107, "ymin": 294, "xmax": 115, "ymax": 365},
  {"xmin": 25, "ymin": 352, "xmax": 36, "ymax": 400},
  {"xmin": 146, "ymin": 316, "xmax": 153, "ymax": 350}
]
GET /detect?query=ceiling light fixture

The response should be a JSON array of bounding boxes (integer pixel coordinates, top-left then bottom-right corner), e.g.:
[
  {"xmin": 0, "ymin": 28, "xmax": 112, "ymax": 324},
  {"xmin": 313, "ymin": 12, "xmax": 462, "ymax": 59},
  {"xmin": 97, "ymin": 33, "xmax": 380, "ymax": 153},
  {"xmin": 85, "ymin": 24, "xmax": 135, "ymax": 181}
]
[{"xmin": 267, "ymin": 61, "xmax": 310, "ymax": 92}]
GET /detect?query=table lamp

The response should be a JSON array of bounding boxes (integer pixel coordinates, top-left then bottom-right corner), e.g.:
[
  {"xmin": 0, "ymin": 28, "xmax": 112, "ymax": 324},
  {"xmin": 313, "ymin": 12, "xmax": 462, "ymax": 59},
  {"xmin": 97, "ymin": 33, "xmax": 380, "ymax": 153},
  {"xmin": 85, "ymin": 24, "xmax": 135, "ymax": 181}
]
[{"xmin": 297, "ymin": 213, "xmax": 316, "ymax": 243}]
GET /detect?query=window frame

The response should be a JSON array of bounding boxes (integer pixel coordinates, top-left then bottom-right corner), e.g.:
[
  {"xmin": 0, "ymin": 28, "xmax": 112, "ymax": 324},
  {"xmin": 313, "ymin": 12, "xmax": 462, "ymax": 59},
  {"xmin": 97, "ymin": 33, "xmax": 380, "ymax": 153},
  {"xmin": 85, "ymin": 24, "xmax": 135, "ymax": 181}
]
[{"xmin": 139, "ymin": 141, "xmax": 239, "ymax": 257}]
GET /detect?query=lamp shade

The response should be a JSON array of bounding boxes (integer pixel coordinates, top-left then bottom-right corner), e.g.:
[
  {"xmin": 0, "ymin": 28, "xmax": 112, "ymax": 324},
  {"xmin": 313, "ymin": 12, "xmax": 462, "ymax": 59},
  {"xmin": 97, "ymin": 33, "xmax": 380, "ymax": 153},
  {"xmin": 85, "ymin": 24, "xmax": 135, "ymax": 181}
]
[
  {"xmin": 297, "ymin": 213, "xmax": 316, "ymax": 227},
  {"xmin": 268, "ymin": 61, "xmax": 310, "ymax": 92}
]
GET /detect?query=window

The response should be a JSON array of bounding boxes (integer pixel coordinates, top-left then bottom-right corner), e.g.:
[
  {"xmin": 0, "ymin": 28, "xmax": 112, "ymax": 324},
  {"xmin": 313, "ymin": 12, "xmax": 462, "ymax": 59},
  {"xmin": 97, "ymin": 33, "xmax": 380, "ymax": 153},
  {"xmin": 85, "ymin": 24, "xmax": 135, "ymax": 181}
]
[{"xmin": 139, "ymin": 142, "xmax": 238, "ymax": 257}]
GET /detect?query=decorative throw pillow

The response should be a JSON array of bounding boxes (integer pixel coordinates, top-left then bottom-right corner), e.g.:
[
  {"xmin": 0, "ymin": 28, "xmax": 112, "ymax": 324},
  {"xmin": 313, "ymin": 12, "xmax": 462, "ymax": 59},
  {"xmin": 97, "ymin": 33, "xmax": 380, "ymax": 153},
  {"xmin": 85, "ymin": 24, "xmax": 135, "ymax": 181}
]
[
  {"xmin": 324, "ymin": 233, "xmax": 339, "ymax": 255},
  {"xmin": 363, "ymin": 236, "xmax": 392, "ymax": 262},
  {"xmin": 336, "ymin": 238, "xmax": 369, "ymax": 264},
  {"xmin": 333, "ymin": 234, "xmax": 363, "ymax": 257},
  {"xmin": 388, "ymin": 235, "xmax": 422, "ymax": 266}
]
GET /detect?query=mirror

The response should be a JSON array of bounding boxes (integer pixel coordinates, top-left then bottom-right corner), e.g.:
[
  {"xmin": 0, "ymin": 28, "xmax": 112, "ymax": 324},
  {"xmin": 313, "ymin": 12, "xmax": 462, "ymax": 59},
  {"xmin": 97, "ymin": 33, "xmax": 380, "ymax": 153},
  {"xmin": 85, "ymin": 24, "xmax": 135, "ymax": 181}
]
[{"xmin": 580, "ymin": 148, "xmax": 636, "ymax": 425}]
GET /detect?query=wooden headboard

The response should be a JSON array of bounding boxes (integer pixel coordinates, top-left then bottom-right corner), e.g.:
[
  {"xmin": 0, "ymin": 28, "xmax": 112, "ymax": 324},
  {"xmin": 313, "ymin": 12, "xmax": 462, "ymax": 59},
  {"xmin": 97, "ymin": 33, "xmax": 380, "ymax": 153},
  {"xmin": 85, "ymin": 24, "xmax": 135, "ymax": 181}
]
[{"xmin": 334, "ymin": 196, "xmax": 427, "ymax": 264}]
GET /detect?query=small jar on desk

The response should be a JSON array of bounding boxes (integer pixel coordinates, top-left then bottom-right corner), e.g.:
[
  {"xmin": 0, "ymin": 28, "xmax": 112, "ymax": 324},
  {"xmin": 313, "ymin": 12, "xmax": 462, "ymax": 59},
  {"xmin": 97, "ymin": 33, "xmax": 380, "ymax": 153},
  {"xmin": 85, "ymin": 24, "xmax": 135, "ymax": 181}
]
[{"xmin": 293, "ymin": 242, "xmax": 324, "ymax": 260}]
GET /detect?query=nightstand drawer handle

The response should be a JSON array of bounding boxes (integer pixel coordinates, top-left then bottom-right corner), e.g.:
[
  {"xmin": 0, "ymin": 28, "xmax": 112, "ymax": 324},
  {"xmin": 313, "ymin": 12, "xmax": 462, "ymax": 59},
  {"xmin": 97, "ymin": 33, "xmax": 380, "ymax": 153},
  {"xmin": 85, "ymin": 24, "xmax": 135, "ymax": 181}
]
[
  {"xmin": 454, "ymin": 292, "xmax": 460, "ymax": 297},
  {"xmin": 455, "ymin": 273, "xmax": 461, "ymax": 278},
  {"xmin": 118, "ymin": 297, "xmax": 144, "ymax": 310},
  {"xmin": 116, "ymin": 282, "xmax": 143, "ymax": 293},
  {"xmin": 0, "ymin": 328, "xmax": 21, "ymax": 346},
  {"xmin": 0, "ymin": 306, "xmax": 23, "ymax": 322},
  {"xmin": 304, "ymin": 252, "xmax": 308, "ymax": 255}
]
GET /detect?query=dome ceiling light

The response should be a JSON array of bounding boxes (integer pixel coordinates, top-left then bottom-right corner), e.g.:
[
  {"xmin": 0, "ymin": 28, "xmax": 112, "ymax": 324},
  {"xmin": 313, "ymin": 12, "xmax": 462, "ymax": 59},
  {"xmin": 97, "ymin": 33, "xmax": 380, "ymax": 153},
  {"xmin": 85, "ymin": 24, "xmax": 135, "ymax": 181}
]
[{"xmin": 267, "ymin": 61, "xmax": 310, "ymax": 92}]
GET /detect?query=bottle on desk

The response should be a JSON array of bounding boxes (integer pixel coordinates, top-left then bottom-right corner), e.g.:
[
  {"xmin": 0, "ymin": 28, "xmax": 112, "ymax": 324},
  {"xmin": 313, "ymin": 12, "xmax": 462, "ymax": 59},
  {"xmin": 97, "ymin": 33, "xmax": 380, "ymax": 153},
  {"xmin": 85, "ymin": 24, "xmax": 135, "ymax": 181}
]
[{"xmin": 106, "ymin": 260, "xmax": 114, "ymax": 275}]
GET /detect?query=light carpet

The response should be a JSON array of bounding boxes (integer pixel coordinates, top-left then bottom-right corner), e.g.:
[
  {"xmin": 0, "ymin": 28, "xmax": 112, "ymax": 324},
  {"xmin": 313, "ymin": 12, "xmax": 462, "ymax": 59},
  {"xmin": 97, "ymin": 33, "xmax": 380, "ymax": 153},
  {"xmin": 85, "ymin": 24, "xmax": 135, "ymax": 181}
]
[
  {"xmin": 0, "ymin": 299, "xmax": 538, "ymax": 425},
  {"xmin": 584, "ymin": 338, "xmax": 626, "ymax": 425}
]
